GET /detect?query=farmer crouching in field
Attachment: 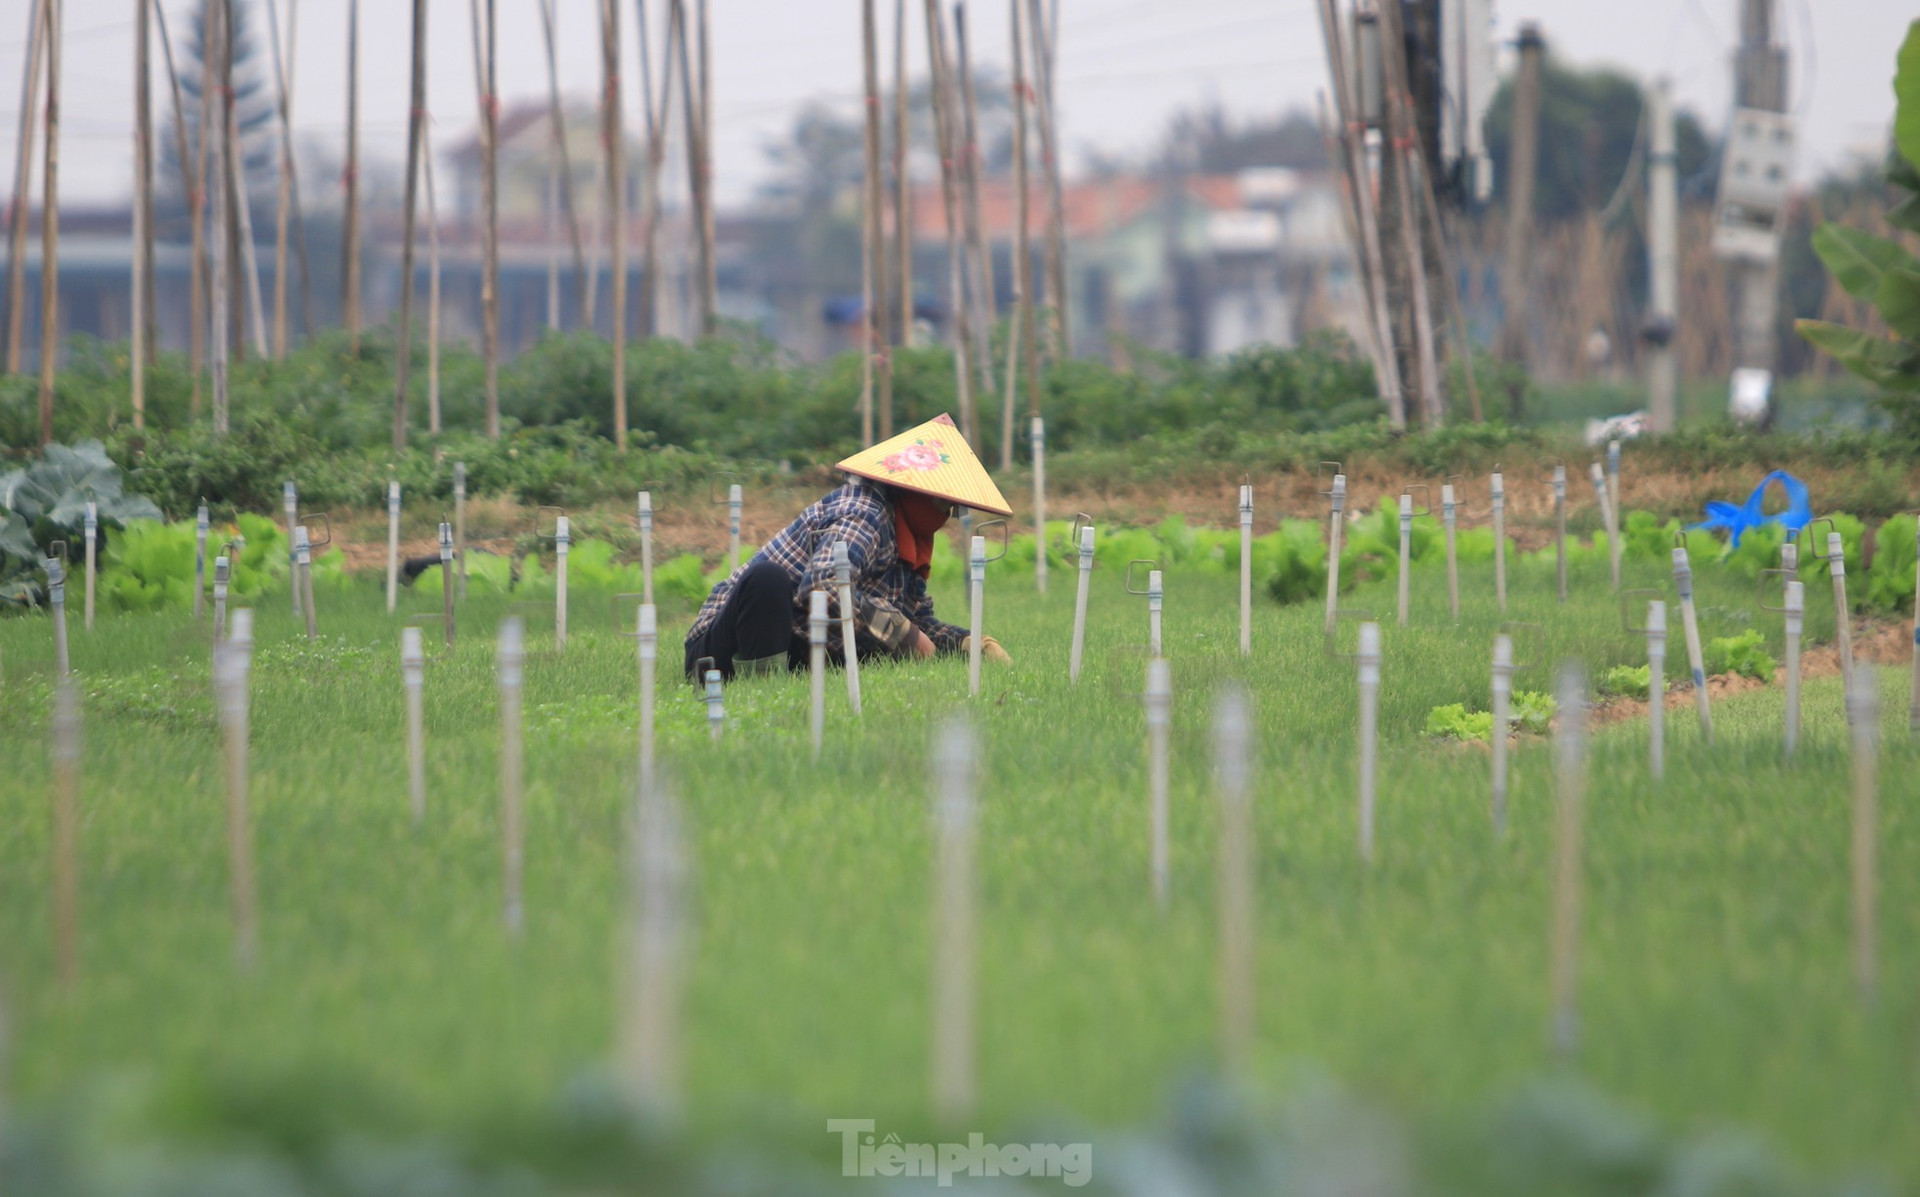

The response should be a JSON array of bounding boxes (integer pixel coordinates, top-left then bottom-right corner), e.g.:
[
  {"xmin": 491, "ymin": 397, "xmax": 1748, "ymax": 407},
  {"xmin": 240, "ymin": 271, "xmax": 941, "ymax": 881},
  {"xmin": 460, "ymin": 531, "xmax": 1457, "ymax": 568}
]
[{"xmin": 685, "ymin": 414, "xmax": 1014, "ymax": 680}]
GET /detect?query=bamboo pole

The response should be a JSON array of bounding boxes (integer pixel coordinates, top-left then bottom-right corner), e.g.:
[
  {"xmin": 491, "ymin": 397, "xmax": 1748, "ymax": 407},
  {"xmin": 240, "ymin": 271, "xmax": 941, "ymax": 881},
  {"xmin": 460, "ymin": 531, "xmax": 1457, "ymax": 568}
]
[
  {"xmin": 923, "ymin": 0, "xmax": 977, "ymax": 442},
  {"xmin": 342, "ymin": 0, "xmax": 361, "ymax": 353},
  {"xmin": 1023, "ymin": 0, "xmax": 1067, "ymax": 357},
  {"xmin": 673, "ymin": 0, "xmax": 713, "ymax": 338},
  {"xmin": 538, "ymin": 0, "xmax": 591, "ymax": 322},
  {"xmin": 131, "ymin": 0, "xmax": 151, "ymax": 427},
  {"xmin": 208, "ymin": 0, "xmax": 229, "ymax": 433},
  {"xmin": 37, "ymin": 0, "xmax": 60, "ymax": 446},
  {"xmin": 390, "ymin": 0, "xmax": 426, "ymax": 453},
  {"xmin": 954, "ymin": 3, "xmax": 997, "ymax": 409},
  {"xmin": 696, "ymin": 0, "xmax": 715, "ymax": 332},
  {"xmin": 1385, "ymin": 89, "xmax": 1441, "ymax": 423},
  {"xmin": 470, "ymin": 0, "xmax": 500, "ymax": 437},
  {"xmin": 603, "ymin": 0, "xmax": 629, "ymax": 452},
  {"xmin": 188, "ymin": 0, "xmax": 213, "ymax": 415},
  {"xmin": 1001, "ymin": 0, "xmax": 1028, "ymax": 470},
  {"xmin": 264, "ymin": 0, "xmax": 297, "ymax": 358},
  {"xmin": 861, "ymin": 0, "xmax": 888, "ymax": 448},
  {"xmin": 892, "ymin": 0, "xmax": 912, "ymax": 384},
  {"xmin": 3, "ymin": 0, "xmax": 44, "ymax": 376},
  {"xmin": 227, "ymin": 50, "xmax": 267, "ymax": 362},
  {"xmin": 1012, "ymin": 0, "xmax": 1040, "ymax": 442},
  {"xmin": 1313, "ymin": 0, "xmax": 1403, "ymax": 426},
  {"xmin": 425, "ymin": 120, "xmax": 441, "ymax": 433},
  {"xmin": 283, "ymin": 0, "xmax": 314, "ymax": 340},
  {"xmin": 635, "ymin": 0, "xmax": 666, "ymax": 341}
]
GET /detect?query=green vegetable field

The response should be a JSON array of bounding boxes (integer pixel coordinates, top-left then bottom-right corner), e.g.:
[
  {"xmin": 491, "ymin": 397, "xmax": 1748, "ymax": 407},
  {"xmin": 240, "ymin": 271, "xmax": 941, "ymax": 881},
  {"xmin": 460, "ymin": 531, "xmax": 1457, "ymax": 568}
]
[{"xmin": 1, "ymin": 529, "xmax": 1915, "ymax": 1193}]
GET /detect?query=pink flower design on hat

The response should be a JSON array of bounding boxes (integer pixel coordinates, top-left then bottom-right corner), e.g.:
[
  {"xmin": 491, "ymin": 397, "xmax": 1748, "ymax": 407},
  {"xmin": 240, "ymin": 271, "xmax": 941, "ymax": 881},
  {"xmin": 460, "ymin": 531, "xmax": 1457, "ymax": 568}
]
[{"xmin": 882, "ymin": 441, "xmax": 948, "ymax": 473}]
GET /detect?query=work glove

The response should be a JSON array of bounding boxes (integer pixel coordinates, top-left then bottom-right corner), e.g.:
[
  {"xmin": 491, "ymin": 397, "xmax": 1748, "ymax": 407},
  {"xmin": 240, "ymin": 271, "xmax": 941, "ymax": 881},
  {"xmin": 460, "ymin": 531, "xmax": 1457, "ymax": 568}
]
[{"xmin": 964, "ymin": 634, "xmax": 1011, "ymax": 665}]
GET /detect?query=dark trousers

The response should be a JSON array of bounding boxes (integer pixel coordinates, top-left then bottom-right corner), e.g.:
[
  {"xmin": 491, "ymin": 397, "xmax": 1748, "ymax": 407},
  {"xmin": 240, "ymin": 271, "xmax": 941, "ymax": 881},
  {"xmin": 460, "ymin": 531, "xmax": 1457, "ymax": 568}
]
[{"xmin": 684, "ymin": 560, "xmax": 804, "ymax": 679}]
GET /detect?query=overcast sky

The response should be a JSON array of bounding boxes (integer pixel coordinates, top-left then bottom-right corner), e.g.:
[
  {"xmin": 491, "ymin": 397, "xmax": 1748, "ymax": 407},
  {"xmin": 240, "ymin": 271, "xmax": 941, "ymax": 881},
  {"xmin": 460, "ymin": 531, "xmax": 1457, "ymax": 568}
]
[{"xmin": 0, "ymin": 0, "xmax": 1908, "ymax": 210}]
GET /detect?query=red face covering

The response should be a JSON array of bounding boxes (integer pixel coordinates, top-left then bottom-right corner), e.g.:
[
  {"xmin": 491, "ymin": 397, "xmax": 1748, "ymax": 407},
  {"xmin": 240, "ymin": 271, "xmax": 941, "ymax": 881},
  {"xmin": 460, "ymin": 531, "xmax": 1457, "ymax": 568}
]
[{"xmin": 892, "ymin": 490, "xmax": 951, "ymax": 579}]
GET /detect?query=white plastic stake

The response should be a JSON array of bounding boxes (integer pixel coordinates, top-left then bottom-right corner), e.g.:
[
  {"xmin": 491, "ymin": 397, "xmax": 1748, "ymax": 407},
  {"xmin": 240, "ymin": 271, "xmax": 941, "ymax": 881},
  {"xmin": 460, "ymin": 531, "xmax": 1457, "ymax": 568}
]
[
  {"xmin": 1647, "ymin": 600, "xmax": 1667, "ymax": 782},
  {"xmin": 46, "ymin": 555, "xmax": 69, "ymax": 677},
  {"xmin": 1396, "ymin": 493, "xmax": 1412, "ymax": 627},
  {"xmin": 453, "ymin": 463, "xmax": 468, "ymax": 600},
  {"xmin": 402, "ymin": 626, "xmax": 426, "ymax": 827},
  {"xmin": 284, "ymin": 479, "xmax": 301, "ymax": 616},
  {"xmin": 833, "ymin": 540, "xmax": 862, "ymax": 716},
  {"xmin": 1442, "ymin": 482, "xmax": 1459, "ymax": 621},
  {"xmin": 438, "ymin": 522, "xmax": 455, "ymax": 647},
  {"xmin": 1830, "ymin": 531, "xmax": 1854, "ymax": 710},
  {"xmin": 1146, "ymin": 657, "xmax": 1171, "ymax": 907},
  {"xmin": 1148, "ymin": 569, "xmax": 1164, "ymax": 658},
  {"xmin": 498, "ymin": 618, "xmax": 526, "ymax": 938},
  {"xmin": 212, "ymin": 555, "xmax": 230, "ymax": 643},
  {"xmin": 1491, "ymin": 633, "xmax": 1512, "ymax": 834},
  {"xmin": 1357, "ymin": 621, "xmax": 1381, "ymax": 863},
  {"xmin": 554, "ymin": 516, "xmax": 571, "ymax": 651},
  {"xmin": 1323, "ymin": 474, "xmax": 1346, "ymax": 635},
  {"xmin": 810, "ymin": 589, "xmax": 829, "ymax": 757},
  {"xmin": 1238, "ymin": 484, "xmax": 1254, "ymax": 655},
  {"xmin": 385, "ymin": 481, "xmax": 401, "ymax": 614},
  {"xmin": 704, "ymin": 669, "xmax": 725, "ymax": 744},
  {"xmin": 1553, "ymin": 465, "xmax": 1568, "ymax": 603},
  {"xmin": 620, "ymin": 779, "xmax": 688, "ymax": 1118},
  {"xmin": 638, "ymin": 490, "xmax": 655, "ymax": 605},
  {"xmin": 727, "ymin": 483, "xmax": 743, "ymax": 576},
  {"xmin": 215, "ymin": 608, "xmax": 257, "ymax": 967},
  {"xmin": 1848, "ymin": 667, "xmax": 1879, "ymax": 1002},
  {"xmin": 194, "ymin": 502, "xmax": 210, "ymax": 620},
  {"xmin": 1069, "ymin": 523, "xmax": 1095, "ymax": 684},
  {"xmin": 1672, "ymin": 546, "xmax": 1712, "ymax": 743},
  {"xmin": 50, "ymin": 675, "xmax": 80, "ymax": 990},
  {"xmin": 930, "ymin": 716, "xmax": 979, "ymax": 1123},
  {"xmin": 1550, "ymin": 662, "xmax": 1588, "ymax": 1058},
  {"xmin": 82, "ymin": 501, "xmax": 96, "ymax": 631},
  {"xmin": 1214, "ymin": 686, "xmax": 1254, "ymax": 1064},
  {"xmin": 637, "ymin": 604, "xmax": 658, "ymax": 795},
  {"xmin": 1031, "ymin": 416, "xmax": 1047, "ymax": 594},
  {"xmin": 1784, "ymin": 581, "xmax": 1803, "ymax": 759},
  {"xmin": 1491, "ymin": 471, "xmax": 1507, "ymax": 612},
  {"xmin": 296, "ymin": 526, "xmax": 317, "ymax": 642},
  {"xmin": 968, "ymin": 535, "xmax": 986, "ymax": 697},
  {"xmin": 1589, "ymin": 463, "xmax": 1618, "ymax": 593}
]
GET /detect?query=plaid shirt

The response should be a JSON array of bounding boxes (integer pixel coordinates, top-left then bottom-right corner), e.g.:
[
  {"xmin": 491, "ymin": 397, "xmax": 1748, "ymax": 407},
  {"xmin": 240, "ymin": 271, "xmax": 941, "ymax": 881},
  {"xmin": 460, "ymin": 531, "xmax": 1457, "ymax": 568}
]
[{"xmin": 686, "ymin": 479, "xmax": 968, "ymax": 658}]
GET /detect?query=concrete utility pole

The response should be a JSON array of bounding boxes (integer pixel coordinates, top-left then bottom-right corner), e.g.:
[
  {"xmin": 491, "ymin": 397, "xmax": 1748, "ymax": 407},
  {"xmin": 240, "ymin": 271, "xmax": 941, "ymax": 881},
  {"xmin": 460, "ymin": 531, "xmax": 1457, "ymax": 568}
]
[
  {"xmin": 1729, "ymin": 0, "xmax": 1787, "ymax": 383},
  {"xmin": 1645, "ymin": 79, "xmax": 1678, "ymax": 432},
  {"xmin": 1495, "ymin": 22, "xmax": 1543, "ymax": 420}
]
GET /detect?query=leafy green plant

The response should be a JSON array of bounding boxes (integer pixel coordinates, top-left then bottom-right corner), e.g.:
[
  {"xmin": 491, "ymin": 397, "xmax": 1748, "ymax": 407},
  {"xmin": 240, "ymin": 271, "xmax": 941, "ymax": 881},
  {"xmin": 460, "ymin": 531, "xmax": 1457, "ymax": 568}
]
[
  {"xmin": 1868, "ymin": 513, "xmax": 1918, "ymax": 613},
  {"xmin": 1, "ymin": 440, "xmax": 163, "ymax": 609},
  {"xmin": 1510, "ymin": 690, "xmax": 1557, "ymax": 734},
  {"xmin": 1425, "ymin": 691, "xmax": 1555, "ymax": 741},
  {"xmin": 1796, "ymin": 22, "xmax": 1920, "ymax": 434},
  {"xmin": 1425, "ymin": 703, "xmax": 1495, "ymax": 741},
  {"xmin": 99, "ymin": 512, "xmax": 286, "ymax": 613},
  {"xmin": 1599, "ymin": 664, "xmax": 1652, "ymax": 700},
  {"xmin": 1705, "ymin": 630, "xmax": 1777, "ymax": 681}
]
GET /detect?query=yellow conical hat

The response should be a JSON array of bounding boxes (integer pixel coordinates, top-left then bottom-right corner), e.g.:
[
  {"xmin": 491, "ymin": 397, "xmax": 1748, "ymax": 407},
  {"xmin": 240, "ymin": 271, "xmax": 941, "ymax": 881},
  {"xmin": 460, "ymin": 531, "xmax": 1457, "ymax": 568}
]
[{"xmin": 836, "ymin": 414, "xmax": 1013, "ymax": 516}]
